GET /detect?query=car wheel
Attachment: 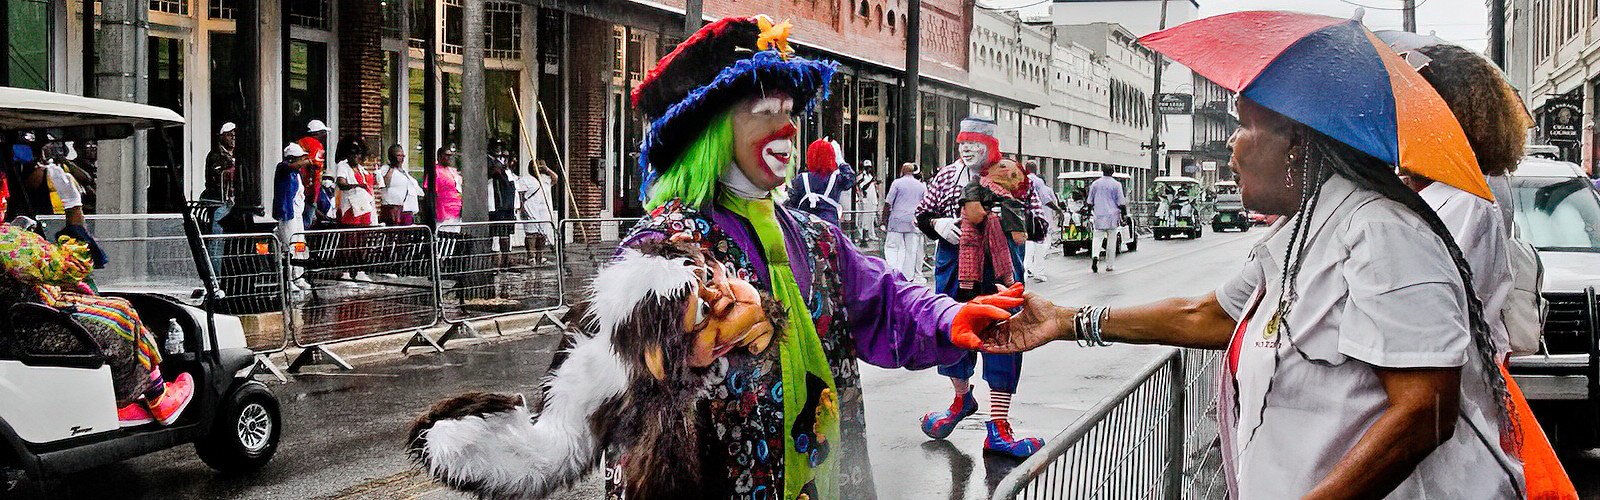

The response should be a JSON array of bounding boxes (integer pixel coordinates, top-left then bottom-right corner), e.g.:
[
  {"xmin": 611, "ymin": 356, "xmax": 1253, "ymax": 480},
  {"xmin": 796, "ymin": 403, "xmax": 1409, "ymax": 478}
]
[{"xmin": 196, "ymin": 381, "xmax": 282, "ymax": 474}]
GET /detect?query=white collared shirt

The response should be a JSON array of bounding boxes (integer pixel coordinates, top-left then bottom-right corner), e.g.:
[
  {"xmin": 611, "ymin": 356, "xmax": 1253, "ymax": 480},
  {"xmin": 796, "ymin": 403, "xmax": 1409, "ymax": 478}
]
[
  {"xmin": 1419, "ymin": 181, "xmax": 1512, "ymax": 357},
  {"xmin": 1215, "ymin": 175, "xmax": 1522, "ymax": 499}
]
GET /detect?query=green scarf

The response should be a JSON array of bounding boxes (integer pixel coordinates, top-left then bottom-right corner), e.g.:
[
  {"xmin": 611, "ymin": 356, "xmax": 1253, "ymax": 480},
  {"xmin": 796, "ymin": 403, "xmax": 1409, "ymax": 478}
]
[{"xmin": 718, "ymin": 195, "xmax": 840, "ymax": 500}]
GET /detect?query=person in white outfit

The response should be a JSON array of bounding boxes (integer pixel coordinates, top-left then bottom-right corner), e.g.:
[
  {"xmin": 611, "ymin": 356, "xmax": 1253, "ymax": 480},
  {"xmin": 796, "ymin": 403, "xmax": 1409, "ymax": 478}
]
[
  {"xmin": 1024, "ymin": 161, "xmax": 1063, "ymax": 282},
  {"xmin": 517, "ymin": 160, "xmax": 560, "ymax": 265},
  {"xmin": 1085, "ymin": 167, "xmax": 1126, "ymax": 273},
  {"xmin": 882, "ymin": 162, "xmax": 927, "ymax": 283},
  {"xmin": 855, "ymin": 169, "xmax": 882, "ymax": 242}
]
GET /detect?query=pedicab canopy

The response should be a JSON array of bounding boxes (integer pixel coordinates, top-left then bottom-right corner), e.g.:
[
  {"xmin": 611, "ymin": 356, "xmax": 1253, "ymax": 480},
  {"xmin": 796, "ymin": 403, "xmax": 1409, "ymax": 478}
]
[
  {"xmin": 0, "ymin": 86, "xmax": 184, "ymax": 138},
  {"xmin": 1138, "ymin": 11, "xmax": 1492, "ymax": 201}
]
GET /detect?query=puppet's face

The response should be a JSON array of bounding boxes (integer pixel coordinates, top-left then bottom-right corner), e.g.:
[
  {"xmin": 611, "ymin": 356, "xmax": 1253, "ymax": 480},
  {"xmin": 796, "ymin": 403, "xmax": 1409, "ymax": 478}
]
[
  {"xmin": 730, "ymin": 94, "xmax": 798, "ymax": 191},
  {"xmin": 987, "ymin": 162, "xmax": 1024, "ymax": 193},
  {"xmin": 677, "ymin": 262, "xmax": 774, "ymax": 369},
  {"xmin": 958, "ymin": 141, "xmax": 989, "ymax": 168}
]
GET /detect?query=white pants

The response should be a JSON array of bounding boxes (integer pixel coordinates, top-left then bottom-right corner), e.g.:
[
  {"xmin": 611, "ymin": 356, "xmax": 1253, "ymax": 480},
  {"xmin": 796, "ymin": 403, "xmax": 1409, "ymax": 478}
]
[
  {"xmin": 883, "ymin": 231, "xmax": 927, "ymax": 283},
  {"xmin": 1025, "ymin": 240, "xmax": 1045, "ymax": 277},
  {"xmin": 1092, "ymin": 228, "xmax": 1118, "ymax": 270},
  {"xmin": 277, "ymin": 217, "xmax": 307, "ymax": 281}
]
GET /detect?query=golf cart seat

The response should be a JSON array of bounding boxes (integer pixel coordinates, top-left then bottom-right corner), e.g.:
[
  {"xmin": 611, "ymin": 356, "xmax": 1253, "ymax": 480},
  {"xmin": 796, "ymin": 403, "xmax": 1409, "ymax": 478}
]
[{"xmin": 0, "ymin": 302, "xmax": 107, "ymax": 370}]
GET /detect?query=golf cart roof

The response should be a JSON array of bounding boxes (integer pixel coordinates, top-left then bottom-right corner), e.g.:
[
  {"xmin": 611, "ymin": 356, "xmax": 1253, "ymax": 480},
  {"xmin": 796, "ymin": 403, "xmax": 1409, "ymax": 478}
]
[
  {"xmin": 1153, "ymin": 176, "xmax": 1200, "ymax": 184},
  {"xmin": 1215, "ymin": 180, "xmax": 1237, "ymax": 187},
  {"xmin": 1059, "ymin": 171, "xmax": 1132, "ymax": 181},
  {"xmin": 0, "ymin": 87, "xmax": 184, "ymax": 139}
]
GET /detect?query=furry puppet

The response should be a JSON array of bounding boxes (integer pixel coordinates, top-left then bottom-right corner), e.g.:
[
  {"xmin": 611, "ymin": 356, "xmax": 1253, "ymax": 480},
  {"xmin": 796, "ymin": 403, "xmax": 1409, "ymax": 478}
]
[{"xmin": 408, "ymin": 240, "xmax": 784, "ymax": 499}]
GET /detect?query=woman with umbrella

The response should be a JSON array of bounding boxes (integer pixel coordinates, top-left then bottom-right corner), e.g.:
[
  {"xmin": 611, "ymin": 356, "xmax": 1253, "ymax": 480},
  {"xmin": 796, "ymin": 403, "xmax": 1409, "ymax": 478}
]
[{"xmin": 982, "ymin": 12, "xmax": 1522, "ymax": 498}]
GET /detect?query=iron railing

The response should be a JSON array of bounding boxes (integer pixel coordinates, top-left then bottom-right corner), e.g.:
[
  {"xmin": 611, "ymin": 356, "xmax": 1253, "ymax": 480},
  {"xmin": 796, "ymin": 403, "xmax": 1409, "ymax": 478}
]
[{"xmin": 992, "ymin": 349, "xmax": 1225, "ymax": 500}]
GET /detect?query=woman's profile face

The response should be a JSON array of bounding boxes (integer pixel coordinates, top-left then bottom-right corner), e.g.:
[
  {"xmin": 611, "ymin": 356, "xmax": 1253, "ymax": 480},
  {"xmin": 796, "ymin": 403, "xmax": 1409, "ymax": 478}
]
[{"xmin": 1230, "ymin": 99, "xmax": 1299, "ymax": 215}]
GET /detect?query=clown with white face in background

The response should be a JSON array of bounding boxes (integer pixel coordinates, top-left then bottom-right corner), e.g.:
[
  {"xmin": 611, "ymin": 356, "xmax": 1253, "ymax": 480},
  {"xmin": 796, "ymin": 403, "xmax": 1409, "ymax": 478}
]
[
  {"xmin": 913, "ymin": 117, "xmax": 1046, "ymax": 458},
  {"xmin": 405, "ymin": 15, "xmax": 1021, "ymax": 500}
]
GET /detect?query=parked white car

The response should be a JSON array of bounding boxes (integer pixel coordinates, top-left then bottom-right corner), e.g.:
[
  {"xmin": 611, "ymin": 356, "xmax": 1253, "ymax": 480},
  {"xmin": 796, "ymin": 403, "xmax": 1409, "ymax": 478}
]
[{"xmin": 1501, "ymin": 156, "xmax": 1600, "ymax": 447}]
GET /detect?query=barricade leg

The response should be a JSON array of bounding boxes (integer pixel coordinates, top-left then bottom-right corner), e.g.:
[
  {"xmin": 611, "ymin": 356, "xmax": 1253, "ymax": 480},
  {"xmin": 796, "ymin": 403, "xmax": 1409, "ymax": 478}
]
[
  {"xmin": 287, "ymin": 345, "xmax": 354, "ymax": 372},
  {"xmin": 254, "ymin": 353, "xmax": 290, "ymax": 382},
  {"xmin": 437, "ymin": 320, "xmax": 483, "ymax": 347},
  {"xmin": 401, "ymin": 328, "xmax": 445, "ymax": 355}
]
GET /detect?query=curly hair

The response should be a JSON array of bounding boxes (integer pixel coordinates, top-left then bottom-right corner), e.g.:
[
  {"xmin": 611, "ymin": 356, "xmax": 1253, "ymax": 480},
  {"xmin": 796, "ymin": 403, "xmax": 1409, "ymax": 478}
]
[{"xmin": 1415, "ymin": 44, "xmax": 1532, "ymax": 176}]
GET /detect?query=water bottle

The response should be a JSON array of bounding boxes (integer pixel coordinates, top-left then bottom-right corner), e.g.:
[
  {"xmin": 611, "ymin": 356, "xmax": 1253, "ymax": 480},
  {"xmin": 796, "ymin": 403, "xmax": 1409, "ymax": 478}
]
[{"xmin": 165, "ymin": 318, "xmax": 185, "ymax": 355}]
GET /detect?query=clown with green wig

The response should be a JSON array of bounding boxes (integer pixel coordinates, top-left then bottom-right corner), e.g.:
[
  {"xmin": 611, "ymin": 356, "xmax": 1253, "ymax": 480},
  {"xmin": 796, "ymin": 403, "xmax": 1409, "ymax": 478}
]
[{"xmin": 407, "ymin": 14, "xmax": 1022, "ymax": 500}]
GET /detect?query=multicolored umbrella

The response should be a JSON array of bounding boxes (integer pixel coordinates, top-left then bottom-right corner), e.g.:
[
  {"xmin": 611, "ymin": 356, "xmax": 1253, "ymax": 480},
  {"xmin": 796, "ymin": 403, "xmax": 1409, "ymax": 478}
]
[{"xmin": 1139, "ymin": 11, "xmax": 1492, "ymax": 200}]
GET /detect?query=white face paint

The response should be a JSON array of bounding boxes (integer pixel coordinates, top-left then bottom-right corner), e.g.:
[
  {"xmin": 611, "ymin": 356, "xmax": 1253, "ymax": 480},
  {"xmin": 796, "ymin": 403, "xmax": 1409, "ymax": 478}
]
[
  {"xmin": 748, "ymin": 96, "xmax": 796, "ymax": 179},
  {"xmin": 958, "ymin": 141, "xmax": 989, "ymax": 168}
]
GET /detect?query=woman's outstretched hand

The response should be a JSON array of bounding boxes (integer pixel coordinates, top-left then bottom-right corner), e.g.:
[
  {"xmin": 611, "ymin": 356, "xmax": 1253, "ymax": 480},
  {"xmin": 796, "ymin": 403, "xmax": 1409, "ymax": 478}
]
[{"xmin": 981, "ymin": 291, "xmax": 1072, "ymax": 354}]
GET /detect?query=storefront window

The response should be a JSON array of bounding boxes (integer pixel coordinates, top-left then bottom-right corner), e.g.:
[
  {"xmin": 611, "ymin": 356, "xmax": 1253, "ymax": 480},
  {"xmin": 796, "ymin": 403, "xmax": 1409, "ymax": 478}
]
[
  {"xmin": 289, "ymin": 0, "xmax": 331, "ymax": 30},
  {"xmin": 283, "ymin": 40, "xmax": 329, "ymax": 145},
  {"xmin": 6, "ymin": 0, "xmax": 51, "ymax": 90},
  {"xmin": 485, "ymin": 70, "xmax": 521, "ymax": 152},
  {"xmin": 209, "ymin": 33, "xmax": 240, "ymax": 139},
  {"xmin": 921, "ymin": 92, "xmax": 940, "ymax": 167},
  {"xmin": 148, "ymin": 36, "xmax": 187, "ymax": 213},
  {"xmin": 381, "ymin": 52, "xmax": 401, "ymax": 153},
  {"xmin": 408, "ymin": 66, "xmax": 426, "ymax": 171},
  {"xmin": 209, "ymin": 0, "xmax": 237, "ymax": 20}
]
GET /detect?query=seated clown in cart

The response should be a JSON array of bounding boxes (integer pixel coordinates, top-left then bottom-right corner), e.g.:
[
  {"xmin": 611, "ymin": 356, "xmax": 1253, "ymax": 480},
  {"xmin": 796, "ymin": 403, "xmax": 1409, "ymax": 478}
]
[{"xmin": 404, "ymin": 14, "xmax": 1026, "ymax": 500}]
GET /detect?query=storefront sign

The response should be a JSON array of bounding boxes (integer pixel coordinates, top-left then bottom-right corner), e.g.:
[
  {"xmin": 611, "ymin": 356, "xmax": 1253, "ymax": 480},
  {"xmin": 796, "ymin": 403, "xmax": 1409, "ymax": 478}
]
[
  {"xmin": 1543, "ymin": 95, "xmax": 1583, "ymax": 146},
  {"xmin": 1156, "ymin": 93, "xmax": 1193, "ymax": 114}
]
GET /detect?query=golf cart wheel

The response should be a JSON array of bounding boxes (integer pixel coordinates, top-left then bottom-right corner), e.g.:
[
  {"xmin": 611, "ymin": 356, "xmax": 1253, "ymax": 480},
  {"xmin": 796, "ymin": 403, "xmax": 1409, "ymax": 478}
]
[
  {"xmin": 1125, "ymin": 236, "xmax": 1138, "ymax": 253},
  {"xmin": 1212, "ymin": 224, "xmax": 1225, "ymax": 233},
  {"xmin": 197, "ymin": 381, "xmax": 282, "ymax": 474}
]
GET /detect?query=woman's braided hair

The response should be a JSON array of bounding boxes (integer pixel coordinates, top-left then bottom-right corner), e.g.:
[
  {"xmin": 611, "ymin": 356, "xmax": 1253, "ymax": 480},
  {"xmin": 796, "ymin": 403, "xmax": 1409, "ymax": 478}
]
[{"xmin": 1251, "ymin": 125, "xmax": 1515, "ymax": 450}]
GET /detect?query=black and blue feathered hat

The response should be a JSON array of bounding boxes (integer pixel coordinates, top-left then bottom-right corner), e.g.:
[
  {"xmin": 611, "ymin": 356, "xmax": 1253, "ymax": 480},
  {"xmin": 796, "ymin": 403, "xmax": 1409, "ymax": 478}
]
[{"xmin": 632, "ymin": 15, "xmax": 837, "ymax": 190}]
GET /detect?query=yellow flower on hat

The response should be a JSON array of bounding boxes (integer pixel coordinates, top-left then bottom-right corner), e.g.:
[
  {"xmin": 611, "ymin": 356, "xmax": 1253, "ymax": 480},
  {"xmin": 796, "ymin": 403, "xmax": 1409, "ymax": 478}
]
[{"xmin": 755, "ymin": 15, "xmax": 794, "ymax": 58}]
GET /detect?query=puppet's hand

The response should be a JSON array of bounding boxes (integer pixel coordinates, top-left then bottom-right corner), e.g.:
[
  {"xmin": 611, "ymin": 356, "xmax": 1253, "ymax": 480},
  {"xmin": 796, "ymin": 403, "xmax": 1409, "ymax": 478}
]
[
  {"xmin": 950, "ymin": 284, "xmax": 1025, "ymax": 350},
  {"xmin": 406, "ymin": 392, "xmax": 524, "ymax": 461}
]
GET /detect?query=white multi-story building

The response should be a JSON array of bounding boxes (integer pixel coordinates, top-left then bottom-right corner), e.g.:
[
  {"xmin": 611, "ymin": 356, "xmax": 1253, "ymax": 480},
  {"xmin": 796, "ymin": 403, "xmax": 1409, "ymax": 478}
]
[
  {"xmin": 1051, "ymin": 0, "xmax": 1203, "ymax": 177},
  {"xmin": 1500, "ymin": 0, "xmax": 1595, "ymax": 172}
]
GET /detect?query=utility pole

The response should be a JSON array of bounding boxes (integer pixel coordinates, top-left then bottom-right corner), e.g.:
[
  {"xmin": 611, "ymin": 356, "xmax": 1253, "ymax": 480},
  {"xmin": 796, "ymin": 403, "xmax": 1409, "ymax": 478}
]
[
  {"xmin": 421, "ymin": 0, "xmax": 439, "ymax": 227},
  {"xmin": 1147, "ymin": 0, "xmax": 1169, "ymax": 176},
  {"xmin": 1488, "ymin": 0, "xmax": 1505, "ymax": 67},
  {"xmin": 1403, "ymin": 0, "xmax": 1417, "ymax": 32},
  {"xmin": 460, "ymin": 0, "xmax": 487, "ymax": 222},
  {"xmin": 901, "ymin": 0, "xmax": 921, "ymax": 167},
  {"xmin": 684, "ymin": 0, "xmax": 703, "ymax": 35}
]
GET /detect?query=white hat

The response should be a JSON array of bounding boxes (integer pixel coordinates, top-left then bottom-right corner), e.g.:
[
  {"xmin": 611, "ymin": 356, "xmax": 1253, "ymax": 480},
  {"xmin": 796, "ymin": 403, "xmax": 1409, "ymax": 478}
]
[
  {"xmin": 284, "ymin": 143, "xmax": 308, "ymax": 158},
  {"xmin": 306, "ymin": 120, "xmax": 329, "ymax": 133},
  {"xmin": 219, "ymin": 122, "xmax": 237, "ymax": 134}
]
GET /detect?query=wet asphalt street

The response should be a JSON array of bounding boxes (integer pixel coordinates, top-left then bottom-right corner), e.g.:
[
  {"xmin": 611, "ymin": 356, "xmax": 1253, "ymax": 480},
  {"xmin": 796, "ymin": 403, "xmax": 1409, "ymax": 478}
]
[{"xmin": 39, "ymin": 227, "xmax": 1597, "ymax": 499}]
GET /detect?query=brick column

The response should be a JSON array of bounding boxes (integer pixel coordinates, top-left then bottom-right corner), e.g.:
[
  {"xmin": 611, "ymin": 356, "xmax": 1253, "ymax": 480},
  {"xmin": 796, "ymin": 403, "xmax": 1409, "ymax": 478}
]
[
  {"xmin": 337, "ymin": 0, "xmax": 385, "ymax": 145},
  {"xmin": 566, "ymin": 16, "xmax": 613, "ymax": 219}
]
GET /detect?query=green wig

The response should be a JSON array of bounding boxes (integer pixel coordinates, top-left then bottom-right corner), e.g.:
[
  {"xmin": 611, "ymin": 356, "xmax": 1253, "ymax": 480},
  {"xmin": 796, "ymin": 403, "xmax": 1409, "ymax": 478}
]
[{"xmin": 646, "ymin": 111, "xmax": 735, "ymax": 210}]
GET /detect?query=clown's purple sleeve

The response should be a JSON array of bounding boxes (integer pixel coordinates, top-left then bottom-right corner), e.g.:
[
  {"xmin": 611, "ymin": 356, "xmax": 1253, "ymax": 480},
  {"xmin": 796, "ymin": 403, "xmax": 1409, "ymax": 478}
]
[{"xmin": 828, "ymin": 224, "xmax": 966, "ymax": 370}]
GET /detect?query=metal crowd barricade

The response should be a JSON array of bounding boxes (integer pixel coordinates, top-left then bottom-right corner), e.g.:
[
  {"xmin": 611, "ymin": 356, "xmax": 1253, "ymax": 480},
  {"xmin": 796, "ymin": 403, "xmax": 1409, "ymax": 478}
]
[
  {"xmin": 991, "ymin": 349, "xmax": 1224, "ymax": 500},
  {"xmin": 35, "ymin": 215, "xmax": 293, "ymax": 380},
  {"xmin": 1127, "ymin": 201, "xmax": 1158, "ymax": 235},
  {"xmin": 286, "ymin": 225, "xmax": 440, "ymax": 372},
  {"xmin": 558, "ymin": 217, "xmax": 642, "ymax": 308},
  {"xmin": 424, "ymin": 220, "xmax": 564, "ymax": 348}
]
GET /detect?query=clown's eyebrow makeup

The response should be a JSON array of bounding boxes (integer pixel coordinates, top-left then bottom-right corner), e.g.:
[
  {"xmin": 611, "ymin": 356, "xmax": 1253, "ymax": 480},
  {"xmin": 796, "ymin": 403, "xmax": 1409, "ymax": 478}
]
[{"xmin": 751, "ymin": 96, "xmax": 794, "ymax": 115}]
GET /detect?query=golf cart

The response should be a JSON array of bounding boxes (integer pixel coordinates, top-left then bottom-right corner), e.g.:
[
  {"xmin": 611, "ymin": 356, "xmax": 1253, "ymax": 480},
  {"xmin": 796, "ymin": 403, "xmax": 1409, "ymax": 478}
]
[
  {"xmin": 1210, "ymin": 180, "xmax": 1250, "ymax": 232},
  {"xmin": 1057, "ymin": 171, "xmax": 1137, "ymax": 256},
  {"xmin": 0, "ymin": 87, "xmax": 281, "ymax": 491},
  {"xmin": 1150, "ymin": 176, "xmax": 1203, "ymax": 240}
]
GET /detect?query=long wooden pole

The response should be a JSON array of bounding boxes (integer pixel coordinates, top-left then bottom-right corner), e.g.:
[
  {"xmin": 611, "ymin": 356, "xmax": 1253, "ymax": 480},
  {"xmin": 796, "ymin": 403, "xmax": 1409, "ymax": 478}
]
[{"xmin": 508, "ymin": 87, "xmax": 589, "ymax": 240}]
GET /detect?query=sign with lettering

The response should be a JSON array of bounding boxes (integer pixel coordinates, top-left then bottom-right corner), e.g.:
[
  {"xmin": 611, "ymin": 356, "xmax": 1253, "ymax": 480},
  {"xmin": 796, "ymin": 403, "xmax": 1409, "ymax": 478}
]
[{"xmin": 1156, "ymin": 93, "xmax": 1193, "ymax": 115}]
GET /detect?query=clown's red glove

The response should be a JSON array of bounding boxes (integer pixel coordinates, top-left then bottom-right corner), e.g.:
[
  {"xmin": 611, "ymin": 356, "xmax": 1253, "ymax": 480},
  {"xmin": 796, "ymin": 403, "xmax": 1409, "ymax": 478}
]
[{"xmin": 950, "ymin": 283, "xmax": 1026, "ymax": 350}]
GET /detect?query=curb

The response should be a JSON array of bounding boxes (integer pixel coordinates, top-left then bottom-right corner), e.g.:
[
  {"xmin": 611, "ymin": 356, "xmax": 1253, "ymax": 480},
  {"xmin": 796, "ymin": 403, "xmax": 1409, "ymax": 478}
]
[{"xmin": 259, "ymin": 308, "xmax": 569, "ymax": 376}]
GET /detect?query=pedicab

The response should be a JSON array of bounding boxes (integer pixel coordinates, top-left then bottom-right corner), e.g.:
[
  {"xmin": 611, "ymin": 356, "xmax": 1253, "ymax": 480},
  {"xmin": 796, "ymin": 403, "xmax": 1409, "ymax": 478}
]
[
  {"xmin": 1150, "ymin": 176, "xmax": 1203, "ymax": 240},
  {"xmin": 0, "ymin": 87, "xmax": 282, "ymax": 492},
  {"xmin": 1057, "ymin": 171, "xmax": 1137, "ymax": 256},
  {"xmin": 1210, "ymin": 180, "xmax": 1250, "ymax": 232}
]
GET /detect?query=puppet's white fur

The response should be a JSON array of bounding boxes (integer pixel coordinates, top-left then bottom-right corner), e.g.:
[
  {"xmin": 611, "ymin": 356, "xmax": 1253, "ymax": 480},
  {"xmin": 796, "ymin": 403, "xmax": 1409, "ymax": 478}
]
[{"xmin": 417, "ymin": 251, "xmax": 699, "ymax": 498}]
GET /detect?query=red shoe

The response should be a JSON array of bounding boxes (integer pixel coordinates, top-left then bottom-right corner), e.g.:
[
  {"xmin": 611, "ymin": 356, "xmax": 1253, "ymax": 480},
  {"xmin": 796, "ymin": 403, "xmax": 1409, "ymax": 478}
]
[
  {"xmin": 118, "ymin": 403, "xmax": 154, "ymax": 427},
  {"xmin": 149, "ymin": 372, "xmax": 195, "ymax": 426}
]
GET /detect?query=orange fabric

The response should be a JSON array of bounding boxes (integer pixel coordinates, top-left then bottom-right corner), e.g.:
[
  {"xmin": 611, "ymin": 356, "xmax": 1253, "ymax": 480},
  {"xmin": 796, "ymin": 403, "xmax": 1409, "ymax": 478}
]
[
  {"xmin": 1364, "ymin": 31, "xmax": 1494, "ymax": 201},
  {"xmin": 1500, "ymin": 363, "xmax": 1578, "ymax": 500}
]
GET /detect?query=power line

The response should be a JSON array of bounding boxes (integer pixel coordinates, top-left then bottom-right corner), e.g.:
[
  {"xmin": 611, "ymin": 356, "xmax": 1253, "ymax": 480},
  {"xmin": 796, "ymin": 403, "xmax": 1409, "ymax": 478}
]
[
  {"xmin": 1333, "ymin": 0, "xmax": 1431, "ymax": 11},
  {"xmin": 976, "ymin": 0, "xmax": 1053, "ymax": 11}
]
